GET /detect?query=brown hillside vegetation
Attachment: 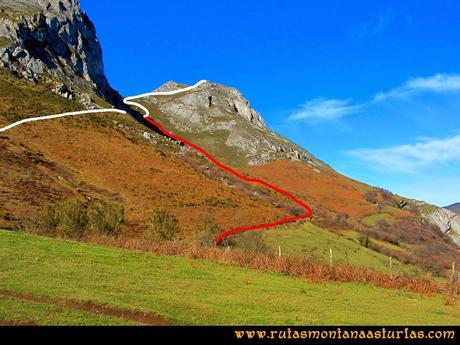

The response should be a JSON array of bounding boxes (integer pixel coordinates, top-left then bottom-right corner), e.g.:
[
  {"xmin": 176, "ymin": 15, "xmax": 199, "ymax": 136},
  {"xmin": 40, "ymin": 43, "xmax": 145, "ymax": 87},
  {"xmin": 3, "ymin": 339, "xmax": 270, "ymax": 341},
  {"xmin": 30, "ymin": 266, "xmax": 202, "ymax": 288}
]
[
  {"xmin": 247, "ymin": 159, "xmax": 409, "ymax": 219},
  {"xmin": 247, "ymin": 160, "xmax": 460, "ymax": 276},
  {"xmin": 1, "ymin": 120, "xmax": 289, "ymax": 234},
  {"xmin": 0, "ymin": 69, "xmax": 290, "ymax": 235},
  {"xmin": 1, "ymin": 68, "xmax": 458, "ymax": 278}
]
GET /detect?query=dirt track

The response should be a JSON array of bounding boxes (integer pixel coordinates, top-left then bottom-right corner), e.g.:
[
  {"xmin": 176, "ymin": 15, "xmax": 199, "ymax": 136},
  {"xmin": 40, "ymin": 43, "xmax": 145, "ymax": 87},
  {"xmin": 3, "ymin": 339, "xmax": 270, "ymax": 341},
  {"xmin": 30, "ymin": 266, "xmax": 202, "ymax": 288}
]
[{"xmin": 0, "ymin": 289, "xmax": 170, "ymax": 326}]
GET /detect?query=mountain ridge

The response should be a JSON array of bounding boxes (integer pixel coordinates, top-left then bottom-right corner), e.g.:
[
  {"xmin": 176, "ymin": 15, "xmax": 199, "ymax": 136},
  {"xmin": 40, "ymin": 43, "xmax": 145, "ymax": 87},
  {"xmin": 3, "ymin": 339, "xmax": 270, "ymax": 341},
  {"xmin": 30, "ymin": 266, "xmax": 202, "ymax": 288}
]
[
  {"xmin": 445, "ymin": 203, "xmax": 460, "ymax": 214},
  {"xmin": 0, "ymin": 0, "xmax": 458, "ymax": 277}
]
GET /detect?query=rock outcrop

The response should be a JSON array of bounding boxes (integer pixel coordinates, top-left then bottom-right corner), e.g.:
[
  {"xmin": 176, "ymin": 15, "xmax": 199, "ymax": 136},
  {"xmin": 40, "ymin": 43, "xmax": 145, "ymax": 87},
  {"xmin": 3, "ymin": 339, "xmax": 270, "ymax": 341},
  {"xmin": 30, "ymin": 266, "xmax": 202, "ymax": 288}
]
[
  {"xmin": 419, "ymin": 205, "xmax": 460, "ymax": 246},
  {"xmin": 145, "ymin": 80, "xmax": 320, "ymax": 166},
  {"xmin": 0, "ymin": 0, "xmax": 123, "ymax": 108}
]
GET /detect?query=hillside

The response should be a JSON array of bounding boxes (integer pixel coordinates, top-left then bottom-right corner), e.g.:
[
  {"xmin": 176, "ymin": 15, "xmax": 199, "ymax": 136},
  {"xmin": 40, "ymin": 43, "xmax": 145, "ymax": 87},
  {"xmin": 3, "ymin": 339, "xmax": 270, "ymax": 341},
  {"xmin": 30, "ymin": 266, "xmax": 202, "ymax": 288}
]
[
  {"xmin": 134, "ymin": 84, "xmax": 460, "ymax": 277},
  {"xmin": 0, "ymin": 0, "xmax": 458, "ymax": 309},
  {"xmin": 1, "ymin": 230, "xmax": 458, "ymax": 326},
  {"xmin": 0, "ymin": 68, "xmax": 292, "ymax": 236},
  {"xmin": 446, "ymin": 203, "xmax": 460, "ymax": 214}
]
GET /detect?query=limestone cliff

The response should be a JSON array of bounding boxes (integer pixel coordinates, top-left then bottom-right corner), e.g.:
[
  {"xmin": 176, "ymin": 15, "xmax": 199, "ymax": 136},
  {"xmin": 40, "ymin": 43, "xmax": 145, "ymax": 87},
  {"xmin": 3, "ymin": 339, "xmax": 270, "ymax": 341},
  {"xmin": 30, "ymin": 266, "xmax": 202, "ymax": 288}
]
[{"xmin": 0, "ymin": 0, "xmax": 122, "ymax": 108}]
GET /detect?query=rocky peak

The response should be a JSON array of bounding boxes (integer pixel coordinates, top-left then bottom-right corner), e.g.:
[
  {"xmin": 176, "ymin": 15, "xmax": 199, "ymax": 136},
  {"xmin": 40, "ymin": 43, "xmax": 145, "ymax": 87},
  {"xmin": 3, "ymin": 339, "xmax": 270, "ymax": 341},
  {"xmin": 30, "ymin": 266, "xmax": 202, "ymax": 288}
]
[
  {"xmin": 156, "ymin": 80, "xmax": 267, "ymax": 130},
  {"xmin": 212, "ymin": 82, "xmax": 267, "ymax": 130},
  {"xmin": 0, "ymin": 0, "xmax": 122, "ymax": 108},
  {"xmin": 145, "ymin": 80, "xmax": 319, "ymax": 166},
  {"xmin": 36, "ymin": 0, "xmax": 80, "ymax": 13},
  {"xmin": 155, "ymin": 81, "xmax": 183, "ymax": 92},
  {"xmin": 0, "ymin": 0, "xmax": 79, "ymax": 13}
]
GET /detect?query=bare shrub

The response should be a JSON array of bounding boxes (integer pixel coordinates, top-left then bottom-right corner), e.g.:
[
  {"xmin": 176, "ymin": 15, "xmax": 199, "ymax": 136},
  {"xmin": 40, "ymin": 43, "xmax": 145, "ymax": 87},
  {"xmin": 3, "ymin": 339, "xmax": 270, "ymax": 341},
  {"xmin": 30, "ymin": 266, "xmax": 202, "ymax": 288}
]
[
  {"xmin": 85, "ymin": 234, "xmax": 452, "ymax": 296},
  {"xmin": 18, "ymin": 217, "xmax": 40, "ymax": 234},
  {"xmin": 378, "ymin": 188, "xmax": 397, "ymax": 204},
  {"xmin": 365, "ymin": 190, "xmax": 378, "ymax": 204},
  {"xmin": 145, "ymin": 209, "xmax": 180, "ymax": 241},
  {"xmin": 42, "ymin": 204, "xmax": 59, "ymax": 232},
  {"xmin": 335, "ymin": 213, "xmax": 350, "ymax": 228},
  {"xmin": 377, "ymin": 219, "xmax": 391, "ymax": 230}
]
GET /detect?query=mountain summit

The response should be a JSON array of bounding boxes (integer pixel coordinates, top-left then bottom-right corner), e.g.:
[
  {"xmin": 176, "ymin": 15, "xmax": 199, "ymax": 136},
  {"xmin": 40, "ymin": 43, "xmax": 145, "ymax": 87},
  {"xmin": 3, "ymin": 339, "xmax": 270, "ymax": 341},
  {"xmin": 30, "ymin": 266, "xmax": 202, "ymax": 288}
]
[
  {"xmin": 145, "ymin": 80, "xmax": 321, "ymax": 166},
  {"xmin": 0, "ymin": 0, "xmax": 122, "ymax": 107}
]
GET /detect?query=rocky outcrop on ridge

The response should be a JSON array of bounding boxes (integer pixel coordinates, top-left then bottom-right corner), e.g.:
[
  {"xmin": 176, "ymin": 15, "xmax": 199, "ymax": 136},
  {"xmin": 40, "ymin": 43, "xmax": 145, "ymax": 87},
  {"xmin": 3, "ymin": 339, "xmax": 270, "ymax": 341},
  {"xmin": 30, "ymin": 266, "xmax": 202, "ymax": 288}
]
[
  {"xmin": 0, "ymin": 0, "xmax": 122, "ymax": 108},
  {"xmin": 145, "ymin": 80, "xmax": 321, "ymax": 166}
]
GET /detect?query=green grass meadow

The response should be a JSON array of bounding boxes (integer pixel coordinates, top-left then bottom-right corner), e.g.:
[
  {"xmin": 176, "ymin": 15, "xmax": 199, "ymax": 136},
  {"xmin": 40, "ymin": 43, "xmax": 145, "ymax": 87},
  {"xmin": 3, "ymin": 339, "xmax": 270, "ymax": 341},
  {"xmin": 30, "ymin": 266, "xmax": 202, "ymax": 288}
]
[
  {"xmin": 0, "ymin": 230, "xmax": 458, "ymax": 325},
  {"xmin": 262, "ymin": 223, "xmax": 419, "ymax": 276}
]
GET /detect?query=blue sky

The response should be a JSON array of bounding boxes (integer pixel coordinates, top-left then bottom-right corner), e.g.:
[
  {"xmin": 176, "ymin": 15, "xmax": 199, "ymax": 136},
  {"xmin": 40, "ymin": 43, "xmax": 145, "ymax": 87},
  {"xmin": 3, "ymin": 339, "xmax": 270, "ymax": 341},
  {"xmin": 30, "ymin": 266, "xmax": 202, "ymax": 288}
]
[{"xmin": 80, "ymin": 0, "xmax": 460, "ymax": 207}]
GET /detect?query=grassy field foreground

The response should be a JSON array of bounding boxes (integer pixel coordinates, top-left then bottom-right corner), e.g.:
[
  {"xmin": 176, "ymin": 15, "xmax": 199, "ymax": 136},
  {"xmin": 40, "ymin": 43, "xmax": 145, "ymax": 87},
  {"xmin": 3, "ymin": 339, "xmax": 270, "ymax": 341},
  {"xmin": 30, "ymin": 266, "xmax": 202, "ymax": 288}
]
[{"xmin": 0, "ymin": 230, "xmax": 458, "ymax": 325}]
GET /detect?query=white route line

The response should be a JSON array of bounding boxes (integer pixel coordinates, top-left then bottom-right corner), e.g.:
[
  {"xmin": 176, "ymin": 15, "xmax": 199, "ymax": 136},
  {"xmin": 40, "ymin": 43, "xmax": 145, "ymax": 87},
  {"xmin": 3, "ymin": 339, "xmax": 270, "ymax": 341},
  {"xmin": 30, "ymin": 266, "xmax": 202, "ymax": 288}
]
[
  {"xmin": 123, "ymin": 80, "xmax": 208, "ymax": 118},
  {"xmin": 0, "ymin": 80, "xmax": 208, "ymax": 132},
  {"xmin": 0, "ymin": 109, "xmax": 126, "ymax": 132}
]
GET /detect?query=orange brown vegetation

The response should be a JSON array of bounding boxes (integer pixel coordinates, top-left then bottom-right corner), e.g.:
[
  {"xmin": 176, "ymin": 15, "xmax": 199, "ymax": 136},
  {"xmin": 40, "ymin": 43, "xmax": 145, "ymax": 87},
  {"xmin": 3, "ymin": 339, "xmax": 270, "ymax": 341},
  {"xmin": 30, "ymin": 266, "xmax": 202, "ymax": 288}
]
[
  {"xmin": 247, "ymin": 160, "xmax": 459, "ymax": 277},
  {"xmin": 0, "ymin": 69, "xmax": 81, "ymax": 126},
  {"xmin": 0, "ymin": 117, "xmax": 288, "ymax": 235},
  {"xmin": 247, "ymin": 160, "xmax": 410, "ymax": 219}
]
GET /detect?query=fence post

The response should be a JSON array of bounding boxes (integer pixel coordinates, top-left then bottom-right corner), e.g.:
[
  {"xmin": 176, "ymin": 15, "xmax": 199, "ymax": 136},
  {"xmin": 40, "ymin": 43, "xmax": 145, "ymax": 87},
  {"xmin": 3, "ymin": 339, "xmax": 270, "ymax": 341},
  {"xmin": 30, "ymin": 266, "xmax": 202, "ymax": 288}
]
[
  {"xmin": 329, "ymin": 248, "xmax": 333, "ymax": 267},
  {"xmin": 451, "ymin": 261, "xmax": 456, "ymax": 285},
  {"xmin": 390, "ymin": 256, "xmax": 393, "ymax": 279},
  {"xmin": 278, "ymin": 245, "xmax": 282, "ymax": 258}
]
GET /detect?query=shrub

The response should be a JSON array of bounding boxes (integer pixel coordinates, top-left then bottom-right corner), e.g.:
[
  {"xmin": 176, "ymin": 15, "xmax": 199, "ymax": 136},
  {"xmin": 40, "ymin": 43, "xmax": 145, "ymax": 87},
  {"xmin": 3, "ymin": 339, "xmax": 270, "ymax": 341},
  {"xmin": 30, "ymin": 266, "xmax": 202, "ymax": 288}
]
[
  {"xmin": 378, "ymin": 188, "xmax": 397, "ymax": 204},
  {"xmin": 42, "ymin": 204, "xmax": 59, "ymax": 232},
  {"xmin": 196, "ymin": 214, "xmax": 221, "ymax": 246},
  {"xmin": 377, "ymin": 219, "xmax": 391, "ymax": 229},
  {"xmin": 55, "ymin": 199, "xmax": 88, "ymax": 239},
  {"xmin": 358, "ymin": 235, "xmax": 370, "ymax": 248},
  {"xmin": 365, "ymin": 190, "xmax": 378, "ymax": 204},
  {"xmin": 232, "ymin": 231, "xmax": 271, "ymax": 255},
  {"xmin": 335, "ymin": 213, "xmax": 349, "ymax": 228},
  {"xmin": 88, "ymin": 200, "xmax": 125, "ymax": 236},
  {"xmin": 145, "ymin": 209, "xmax": 180, "ymax": 241}
]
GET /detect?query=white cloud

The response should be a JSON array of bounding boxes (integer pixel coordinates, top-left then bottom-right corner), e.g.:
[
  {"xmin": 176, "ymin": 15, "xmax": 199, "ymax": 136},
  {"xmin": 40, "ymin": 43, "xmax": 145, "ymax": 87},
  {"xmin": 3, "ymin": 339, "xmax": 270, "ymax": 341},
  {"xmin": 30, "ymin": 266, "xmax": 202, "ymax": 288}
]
[
  {"xmin": 374, "ymin": 74, "xmax": 460, "ymax": 101},
  {"xmin": 348, "ymin": 135, "xmax": 460, "ymax": 172},
  {"xmin": 288, "ymin": 98, "xmax": 362, "ymax": 122},
  {"xmin": 287, "ymin": 73, "xmax": 460, "ymax": 124}
]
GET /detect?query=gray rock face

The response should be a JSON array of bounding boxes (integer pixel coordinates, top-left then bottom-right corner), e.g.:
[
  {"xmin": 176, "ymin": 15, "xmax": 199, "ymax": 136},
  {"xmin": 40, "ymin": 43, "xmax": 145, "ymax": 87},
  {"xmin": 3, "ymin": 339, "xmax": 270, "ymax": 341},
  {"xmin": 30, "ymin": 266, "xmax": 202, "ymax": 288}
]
[
  {"xmin": 146, "ymin": 80, "xmax": 322, "ymax": 166},
  {"xmin": 52, "ymin": 82, "xmax": 73, "ymax": 99},
  {"xmin": 155, "ymin": 81, "xmax": 266, "ymax": 130},
  {"xmin": 217, "ymin": 85, "xmax": 266, "ymax": 130},
  {"xmin": 0, "ymin": 0, "xmax": 122, "ymax": 107}
]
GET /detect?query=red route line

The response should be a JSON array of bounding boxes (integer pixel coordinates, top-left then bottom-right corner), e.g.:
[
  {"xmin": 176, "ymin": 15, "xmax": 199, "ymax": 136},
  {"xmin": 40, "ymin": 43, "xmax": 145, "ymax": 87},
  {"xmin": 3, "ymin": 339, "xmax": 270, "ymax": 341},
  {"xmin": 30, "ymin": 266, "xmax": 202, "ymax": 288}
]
[{"xmin": 143, "ymin": 116, "xmax": 314, "ymax": 243}]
